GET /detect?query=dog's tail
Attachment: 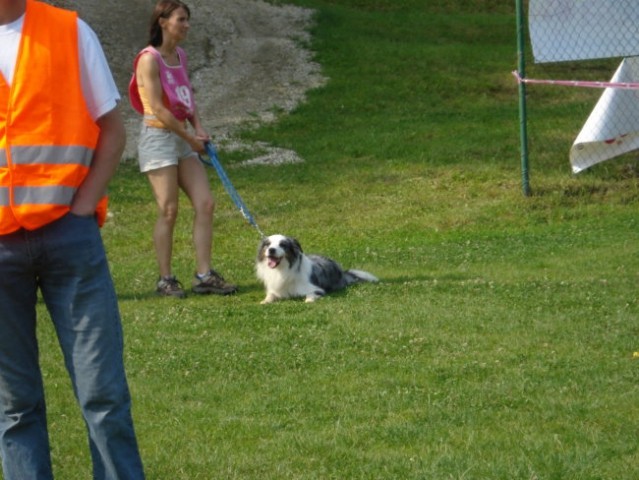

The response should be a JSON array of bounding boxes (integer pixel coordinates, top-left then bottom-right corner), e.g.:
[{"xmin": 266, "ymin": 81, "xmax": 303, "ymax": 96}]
[{"xmin": 345, "ymin": 269, "xmax": 379, "ymax": 285}]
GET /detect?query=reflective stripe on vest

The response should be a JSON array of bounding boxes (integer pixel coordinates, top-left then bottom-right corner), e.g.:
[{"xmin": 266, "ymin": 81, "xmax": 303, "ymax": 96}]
[
  {"xmin": 0, "ymin": 185, "xmax": 75, "ymax": 207},
  {"xmin": 0, "ymin": 145, "xmax": 94, "ymax": 168}
]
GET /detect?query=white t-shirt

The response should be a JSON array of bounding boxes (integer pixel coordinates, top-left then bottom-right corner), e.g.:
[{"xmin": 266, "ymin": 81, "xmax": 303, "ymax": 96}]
[{"xmin": 0, "ymin": 13, "xmax": 120, "ymax": 120}]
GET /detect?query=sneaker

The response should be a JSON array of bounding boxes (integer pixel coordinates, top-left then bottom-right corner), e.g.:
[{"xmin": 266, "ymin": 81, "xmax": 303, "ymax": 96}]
[
  {"xmin": 192, "ymin": 269, "xmax": 238, "ymax": 295},
  {"xmin": 156, "ymin": 276, "xmax": 186, "ymax": 298}
]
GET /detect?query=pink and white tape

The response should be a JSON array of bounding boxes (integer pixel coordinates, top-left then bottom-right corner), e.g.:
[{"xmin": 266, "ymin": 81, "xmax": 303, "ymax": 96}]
[{"xmin": 512, "ymin": 70, "xmax": 639, "ymax": 90}]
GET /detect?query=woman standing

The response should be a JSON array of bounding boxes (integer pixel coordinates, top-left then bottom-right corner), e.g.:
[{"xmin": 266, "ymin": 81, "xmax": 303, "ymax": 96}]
[{"xmin": 131, "ymin": 0, "xmax": 236, "ymax": 298}]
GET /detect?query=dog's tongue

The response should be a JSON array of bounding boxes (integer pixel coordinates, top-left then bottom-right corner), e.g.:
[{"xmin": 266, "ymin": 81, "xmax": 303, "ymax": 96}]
[{"xmin": 268, "ymin": 258, "xmax": 279, "ymax": 268}]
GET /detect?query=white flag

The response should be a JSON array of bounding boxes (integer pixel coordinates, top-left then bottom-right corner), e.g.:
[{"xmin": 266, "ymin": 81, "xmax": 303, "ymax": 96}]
[{"xmin": 570, "ymin": 58, "xmax": 639, "ymax": 173}]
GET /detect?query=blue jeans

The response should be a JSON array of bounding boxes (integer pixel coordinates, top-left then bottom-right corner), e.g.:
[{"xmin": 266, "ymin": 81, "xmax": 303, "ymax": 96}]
[{"xmin": 0, "ymin": 213, "xmax": 145, "ymax": 479}]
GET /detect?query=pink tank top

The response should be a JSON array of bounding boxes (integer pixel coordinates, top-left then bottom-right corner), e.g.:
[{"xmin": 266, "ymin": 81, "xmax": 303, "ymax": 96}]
[{"xmin": 129, "ymin": 46, "xmax": 194, "ymax": 123}]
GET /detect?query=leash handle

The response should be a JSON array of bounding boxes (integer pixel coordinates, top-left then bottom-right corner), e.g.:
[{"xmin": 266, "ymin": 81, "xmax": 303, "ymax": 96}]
[{"xmin": 199, "ymin": 142, "xmax": 266, "ymax": 238}]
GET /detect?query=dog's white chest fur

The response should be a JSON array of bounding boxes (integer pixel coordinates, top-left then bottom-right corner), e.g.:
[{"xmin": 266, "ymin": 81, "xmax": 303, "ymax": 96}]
[{"xmin": 256, "ymin": 254, "xmax": 317, "ymax": 302}]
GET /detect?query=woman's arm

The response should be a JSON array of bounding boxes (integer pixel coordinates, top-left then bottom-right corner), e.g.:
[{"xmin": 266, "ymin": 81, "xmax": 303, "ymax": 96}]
[{"xmin": 188, "ymin": 104, "xmax": 210, "ymax": 143}]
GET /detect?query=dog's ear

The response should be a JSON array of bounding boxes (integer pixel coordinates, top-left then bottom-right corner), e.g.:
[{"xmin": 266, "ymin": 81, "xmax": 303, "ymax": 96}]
[{"xmin": 285, "ymin": 237, "xmax": 303, "ymax": 269}]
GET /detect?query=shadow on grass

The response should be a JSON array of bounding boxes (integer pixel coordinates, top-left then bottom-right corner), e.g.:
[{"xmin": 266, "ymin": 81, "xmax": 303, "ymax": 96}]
[{"xmin": 115, "ymin": 281, "xmax": 265, "ymax": 302}]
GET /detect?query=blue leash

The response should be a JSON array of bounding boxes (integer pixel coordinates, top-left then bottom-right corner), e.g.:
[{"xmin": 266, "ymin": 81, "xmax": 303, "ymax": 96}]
[{"xmin": 199, "ymin": 141, "xmax": 265, "ymax": 238}]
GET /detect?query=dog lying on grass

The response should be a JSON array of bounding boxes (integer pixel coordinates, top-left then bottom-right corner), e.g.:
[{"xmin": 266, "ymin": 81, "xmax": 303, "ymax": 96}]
[{"xmin": 256, "ymin": 234, "xmax": 378, "ymax": 304}]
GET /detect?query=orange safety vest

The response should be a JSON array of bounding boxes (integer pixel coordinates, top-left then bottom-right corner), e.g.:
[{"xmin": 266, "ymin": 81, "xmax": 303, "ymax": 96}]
[{"xmin": 0, "ymin": 0, "xmax": 107, "ymax": 235}]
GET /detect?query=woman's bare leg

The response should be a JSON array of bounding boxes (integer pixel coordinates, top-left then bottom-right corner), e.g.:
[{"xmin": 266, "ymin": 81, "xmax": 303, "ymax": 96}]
[
  {"xmin": 178, "ymin": 155, "xmax": 214, "ymax": 275},
  {"xmin": 146, "ymin": 166, "xmax": 180, "ymax": 278}
]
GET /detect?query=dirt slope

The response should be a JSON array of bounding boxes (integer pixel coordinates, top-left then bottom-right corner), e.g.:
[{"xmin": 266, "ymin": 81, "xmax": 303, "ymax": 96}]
[{"xmin": 47, "ymin": 0, "xmax": 325, "ymax": 160}]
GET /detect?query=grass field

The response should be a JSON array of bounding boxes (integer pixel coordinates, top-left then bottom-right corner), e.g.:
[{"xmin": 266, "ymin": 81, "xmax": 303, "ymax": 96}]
[{"xmin": 19, "ymin": 1, "xmax": 639, "ymax": 479}]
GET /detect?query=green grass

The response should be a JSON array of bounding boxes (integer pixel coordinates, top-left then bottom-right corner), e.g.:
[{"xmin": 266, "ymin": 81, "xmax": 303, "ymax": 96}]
[{"xmin": 15, "ymin": 1, "xmax": 639, "ymax": 479}]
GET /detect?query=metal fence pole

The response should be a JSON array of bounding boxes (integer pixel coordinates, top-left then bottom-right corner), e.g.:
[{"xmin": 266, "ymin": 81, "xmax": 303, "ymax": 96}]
[{"xmin": 516, "ymin": 0, "xmax": 531, "ymax": 196}]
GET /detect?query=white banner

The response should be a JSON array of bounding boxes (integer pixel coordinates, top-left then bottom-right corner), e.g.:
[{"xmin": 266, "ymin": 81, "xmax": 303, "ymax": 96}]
[
  {"xmin": 529, "ymin": 0, "xmax": 639, "ymax": 63},
  {"xmin": 570, "ymin": 58, "xmax": 639, "ymax": 173}
]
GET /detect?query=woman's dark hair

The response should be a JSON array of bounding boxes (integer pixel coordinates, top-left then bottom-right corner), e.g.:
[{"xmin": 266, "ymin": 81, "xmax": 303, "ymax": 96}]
[{"xmin": 148, "ymin": 0, "xmax": 191, "ymax": 47}]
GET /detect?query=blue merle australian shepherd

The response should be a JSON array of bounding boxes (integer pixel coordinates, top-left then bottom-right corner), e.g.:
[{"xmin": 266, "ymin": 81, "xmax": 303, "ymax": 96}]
[{"xmin": 256, "ymin": 234, "xmax": 378, "ymax": 304}]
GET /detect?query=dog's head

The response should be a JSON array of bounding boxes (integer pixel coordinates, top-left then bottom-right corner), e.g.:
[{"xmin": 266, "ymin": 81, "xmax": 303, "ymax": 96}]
[{"xmin": 257, "ymin": 234, "xmax": 303, "ymax": 269}]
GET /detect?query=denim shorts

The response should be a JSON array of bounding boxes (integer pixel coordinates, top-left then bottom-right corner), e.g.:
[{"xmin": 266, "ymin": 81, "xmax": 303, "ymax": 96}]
[{"xmin": 137, "ymin": 124, "xmax": 195, "ymax": 172}]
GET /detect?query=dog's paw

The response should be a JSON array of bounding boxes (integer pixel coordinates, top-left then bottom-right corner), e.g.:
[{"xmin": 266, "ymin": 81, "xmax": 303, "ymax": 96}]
[
  {"xmin": 261, "ymin": 294, "xmax": 278, "ymax": 304},
  {"xmin": 304, "ymin": 291, "xmax": 324, "ymax": 303}
]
